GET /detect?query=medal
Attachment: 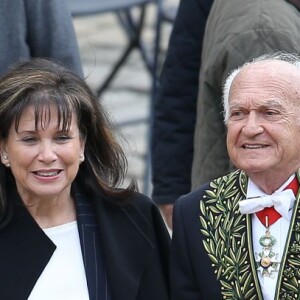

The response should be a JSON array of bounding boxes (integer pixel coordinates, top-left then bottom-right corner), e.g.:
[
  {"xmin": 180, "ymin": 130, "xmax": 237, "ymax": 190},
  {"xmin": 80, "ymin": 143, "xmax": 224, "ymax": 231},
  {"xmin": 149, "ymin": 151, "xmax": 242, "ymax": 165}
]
[{"xmin": 255, "ymin": 216, "xmax": 280, "ymax": 278}]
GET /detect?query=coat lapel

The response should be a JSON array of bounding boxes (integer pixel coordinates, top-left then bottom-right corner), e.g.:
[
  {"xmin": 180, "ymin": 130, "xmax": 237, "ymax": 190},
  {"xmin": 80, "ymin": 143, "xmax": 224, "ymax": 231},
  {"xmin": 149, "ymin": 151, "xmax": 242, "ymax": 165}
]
[
  {"xmin": 199, "ymin": 169, "xmax": 300, "ymax": 299},
  {"xmin": 199, "ymin": 170, "xmax": 264, "ymax": 299},
  {"xmin": 274, "ymin": 170, "xmax": 300, "ymax": 299},
  {"xmin": 75, "ymin": 192, "xmax": 111, "ymax": 300},
  {"xmin": 92, "ymin": 193, "xmax": 156, "ymax": 300},
  {"xmin": 0, "ymin": 201, "xmax": 55, "ymax": 300}
]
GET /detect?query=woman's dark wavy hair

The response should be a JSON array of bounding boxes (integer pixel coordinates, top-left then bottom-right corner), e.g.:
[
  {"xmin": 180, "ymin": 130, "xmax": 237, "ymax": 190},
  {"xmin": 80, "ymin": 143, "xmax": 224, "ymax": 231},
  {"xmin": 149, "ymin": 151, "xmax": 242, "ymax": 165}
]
[{"xmin": 0, "ymin": 58, "xmax": 136, "ymax": 224}]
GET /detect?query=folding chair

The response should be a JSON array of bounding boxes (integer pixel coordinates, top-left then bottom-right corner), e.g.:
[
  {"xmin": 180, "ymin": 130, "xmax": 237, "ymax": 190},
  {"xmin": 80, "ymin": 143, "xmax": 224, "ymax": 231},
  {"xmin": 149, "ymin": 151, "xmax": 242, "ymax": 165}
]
[{"xmin": 66, "ymin": 0, "xmax": 156, "ymax": 97}]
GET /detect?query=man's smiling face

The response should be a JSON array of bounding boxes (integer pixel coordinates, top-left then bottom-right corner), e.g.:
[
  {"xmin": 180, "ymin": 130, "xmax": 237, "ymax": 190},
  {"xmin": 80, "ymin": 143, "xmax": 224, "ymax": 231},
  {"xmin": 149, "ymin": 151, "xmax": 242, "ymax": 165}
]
[{"xmin": 226, "ymin": 60, "xmax": 300, "ymax": 181}]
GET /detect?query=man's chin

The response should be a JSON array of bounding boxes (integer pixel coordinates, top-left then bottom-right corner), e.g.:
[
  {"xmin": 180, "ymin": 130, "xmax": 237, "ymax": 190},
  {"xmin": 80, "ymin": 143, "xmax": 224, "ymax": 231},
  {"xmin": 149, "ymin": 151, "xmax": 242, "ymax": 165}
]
[{"xmin": 235, "ymin": 161, "xmax": 268, "ymax": 174}]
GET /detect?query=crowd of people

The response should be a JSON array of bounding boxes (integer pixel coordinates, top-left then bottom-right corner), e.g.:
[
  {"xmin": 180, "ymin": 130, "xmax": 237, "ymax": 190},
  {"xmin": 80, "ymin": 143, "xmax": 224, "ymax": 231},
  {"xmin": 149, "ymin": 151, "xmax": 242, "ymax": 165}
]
[{"xmin": 2, "ymin": 0, "xmax": 300, "ymax": 300}]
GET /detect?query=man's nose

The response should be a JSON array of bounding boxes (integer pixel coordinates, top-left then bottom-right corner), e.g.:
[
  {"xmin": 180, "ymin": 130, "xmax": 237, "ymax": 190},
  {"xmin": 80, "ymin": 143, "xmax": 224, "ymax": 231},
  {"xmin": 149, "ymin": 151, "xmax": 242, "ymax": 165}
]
[{"xmin": 242, "ymin": 111, "xmax": 264, "ymax": 136}]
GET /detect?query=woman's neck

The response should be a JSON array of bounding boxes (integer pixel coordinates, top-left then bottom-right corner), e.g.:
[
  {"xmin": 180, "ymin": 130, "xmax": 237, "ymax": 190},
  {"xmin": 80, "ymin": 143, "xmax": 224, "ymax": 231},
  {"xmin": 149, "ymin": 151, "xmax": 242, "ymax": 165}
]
[{"xmin": 21, "ymin": 194, "xmax": 76, "ymax": 229}]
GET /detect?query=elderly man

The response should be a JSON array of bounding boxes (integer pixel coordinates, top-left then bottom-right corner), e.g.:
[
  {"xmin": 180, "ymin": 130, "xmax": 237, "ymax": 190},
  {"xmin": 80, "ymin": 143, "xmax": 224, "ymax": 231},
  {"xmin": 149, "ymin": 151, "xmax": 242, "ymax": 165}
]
[{"xmin": 170, "ymin": 52, "xmax": 300, "ymax": 300}]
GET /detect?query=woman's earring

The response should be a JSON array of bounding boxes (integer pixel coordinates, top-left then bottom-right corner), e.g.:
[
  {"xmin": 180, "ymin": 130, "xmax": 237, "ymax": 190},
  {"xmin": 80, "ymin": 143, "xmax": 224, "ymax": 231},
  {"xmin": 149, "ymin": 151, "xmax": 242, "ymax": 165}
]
[
  {"xmin": 2, "ymin": 154, "xmax": 10, "ymax": 167},
  {"xmin": 79, "ymin": 153, "xmax": 85, "ymax": 162}
]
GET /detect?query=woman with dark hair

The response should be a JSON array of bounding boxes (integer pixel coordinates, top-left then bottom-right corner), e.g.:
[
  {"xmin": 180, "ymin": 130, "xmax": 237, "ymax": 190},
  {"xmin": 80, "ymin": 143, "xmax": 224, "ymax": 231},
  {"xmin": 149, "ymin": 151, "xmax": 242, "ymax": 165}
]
[{"xmin": 0, "ymin": 58, "xmax": 170, "ymax": 300}]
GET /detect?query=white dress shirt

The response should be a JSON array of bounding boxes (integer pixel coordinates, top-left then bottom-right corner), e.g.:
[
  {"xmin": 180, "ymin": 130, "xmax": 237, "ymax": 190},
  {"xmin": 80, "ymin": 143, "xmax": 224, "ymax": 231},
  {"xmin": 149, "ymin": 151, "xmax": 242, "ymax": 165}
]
[
  {"xmin": 28, "ymin": 221, "xmax": 90, "ymax": 300},
  {"xmin": 247, "ymin": 175, "xmax": 295, "ymax": 300}
]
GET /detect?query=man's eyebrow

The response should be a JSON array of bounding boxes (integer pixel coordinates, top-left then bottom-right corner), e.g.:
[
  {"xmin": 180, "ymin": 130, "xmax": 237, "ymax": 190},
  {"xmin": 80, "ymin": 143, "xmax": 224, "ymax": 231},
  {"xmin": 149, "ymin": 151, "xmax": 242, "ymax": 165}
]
[
  {"xmin": 261, "ymin": 99, "xmax": 284, "ymax": 108},
  {"xmin": 229, "ymin": 99, "xmax": 284, "ymax": 109}
]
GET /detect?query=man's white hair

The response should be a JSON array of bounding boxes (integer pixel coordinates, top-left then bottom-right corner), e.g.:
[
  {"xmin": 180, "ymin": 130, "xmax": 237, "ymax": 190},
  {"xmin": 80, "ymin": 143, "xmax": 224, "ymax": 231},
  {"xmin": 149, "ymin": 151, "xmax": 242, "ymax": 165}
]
[{"xmin": 222, "ymin": 52, "xmax": 300, "ymax": 124}]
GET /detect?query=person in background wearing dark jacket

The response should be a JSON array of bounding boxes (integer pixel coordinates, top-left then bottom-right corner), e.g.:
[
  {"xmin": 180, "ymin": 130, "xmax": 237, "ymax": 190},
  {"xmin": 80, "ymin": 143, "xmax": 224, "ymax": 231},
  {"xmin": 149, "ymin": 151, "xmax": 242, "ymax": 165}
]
[
  {"xmin": 151, "ymin": 0, "xmax": 214, "ymax": 229},
  {"xmin": 151, "ymin": 0, "xmax": 300, "ymax": 229},
  {"xmin": 171, "ymin": 52, "xmax": 300, "ymax": 300},
  {"xmin": 0, "ymin": 58, "xmax": 170, "ymax": 300},
  {"xmin": 0, "ymin": 0, "xmax": 82, "ymax": 77}
]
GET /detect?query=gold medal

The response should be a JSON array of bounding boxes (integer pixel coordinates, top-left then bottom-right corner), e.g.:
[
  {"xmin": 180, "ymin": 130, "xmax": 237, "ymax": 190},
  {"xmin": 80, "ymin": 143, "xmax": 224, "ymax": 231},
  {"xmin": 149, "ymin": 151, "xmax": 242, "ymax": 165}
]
[
  {"xmin": 260, "ymin": 256, "xmax": 272, "ymax": 268},
  {"xmin": 255, "ymin": 216, "xmax": 280, "ymax": 278}
]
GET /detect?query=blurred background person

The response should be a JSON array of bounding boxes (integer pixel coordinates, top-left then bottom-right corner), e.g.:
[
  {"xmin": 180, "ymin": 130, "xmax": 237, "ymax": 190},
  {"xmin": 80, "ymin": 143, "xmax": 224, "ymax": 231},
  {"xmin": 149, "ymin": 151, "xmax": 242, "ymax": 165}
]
[
  {"xmin": 151, "ymin": 0, "xmax": 214, "ymax": 229},
  {"xmin": 0, "ymin": 58, "xmax": 170, "ymax": 300},
  {"xmin": 151, "ymin": 0, "xmax": 300, "ymax": 229},
  {"xmin": 171, "ymin": 52, "xmax": 300, "ymax": 300},
  {"xmin": 0, "ymin": 0, "xmax": 82, "ymax": 76}
]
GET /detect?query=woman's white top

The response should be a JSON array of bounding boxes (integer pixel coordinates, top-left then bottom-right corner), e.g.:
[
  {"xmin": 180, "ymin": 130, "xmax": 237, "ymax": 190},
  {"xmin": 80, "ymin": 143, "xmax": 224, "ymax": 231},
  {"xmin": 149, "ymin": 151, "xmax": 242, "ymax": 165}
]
[
  {"xmin": 28, "ymin": 221, "xmax": 90, "ymax": 300},
  {"xmin": 247, "ymin": 175, "xmax": 295, "ymax": 300}
]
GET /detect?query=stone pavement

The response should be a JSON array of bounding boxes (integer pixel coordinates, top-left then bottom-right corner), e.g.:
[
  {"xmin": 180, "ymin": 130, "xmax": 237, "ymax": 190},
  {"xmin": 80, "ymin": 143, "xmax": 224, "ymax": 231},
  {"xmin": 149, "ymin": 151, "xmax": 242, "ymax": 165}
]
[{"xmin": 72, "ymin": 2, "xmax": 178, "ymax": 195}]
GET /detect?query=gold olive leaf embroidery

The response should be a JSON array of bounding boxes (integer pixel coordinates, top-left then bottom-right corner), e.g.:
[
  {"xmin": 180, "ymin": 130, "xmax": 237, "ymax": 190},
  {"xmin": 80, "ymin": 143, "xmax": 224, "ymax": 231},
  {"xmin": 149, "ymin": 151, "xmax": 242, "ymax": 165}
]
[
  {"xmin": 278, "ymin": 170, "xmax": 300, "ymax": 300},
  {"xmin": 199, "ymin": 171, "xmax": 257, "ymax": 299},
  {"xmin": 279, "ymin": 215, "xmax": 300, "ymax": 299}
]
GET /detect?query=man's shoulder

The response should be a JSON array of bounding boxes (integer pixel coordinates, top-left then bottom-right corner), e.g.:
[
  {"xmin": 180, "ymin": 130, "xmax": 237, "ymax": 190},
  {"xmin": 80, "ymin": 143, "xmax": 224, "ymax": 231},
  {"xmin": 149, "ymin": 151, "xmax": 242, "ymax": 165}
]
[{"xmin": 176, "ymin": 170, "xmax": 245, "ymax": 210}]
